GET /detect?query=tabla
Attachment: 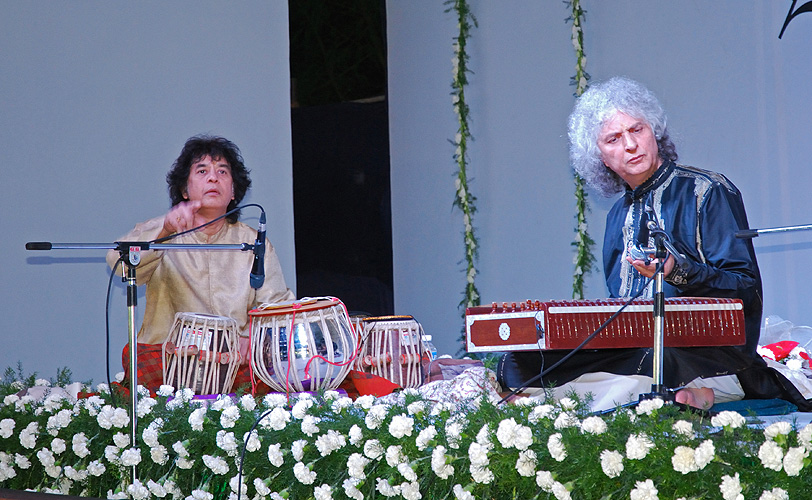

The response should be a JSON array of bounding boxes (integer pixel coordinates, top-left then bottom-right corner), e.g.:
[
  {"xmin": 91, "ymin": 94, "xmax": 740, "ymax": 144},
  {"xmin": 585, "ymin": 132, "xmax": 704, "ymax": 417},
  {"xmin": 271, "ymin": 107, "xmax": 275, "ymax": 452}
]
[
  {"xmin": 162, "ymin": 312, "xmax": 241, "ymax": 395},
  {"xmin": 353, "ymin": 315, "xmax": 424, "ymax": 389},
  {"xmin": 249, "ymin": 297, "xmax": 357, "ymax": 392}
]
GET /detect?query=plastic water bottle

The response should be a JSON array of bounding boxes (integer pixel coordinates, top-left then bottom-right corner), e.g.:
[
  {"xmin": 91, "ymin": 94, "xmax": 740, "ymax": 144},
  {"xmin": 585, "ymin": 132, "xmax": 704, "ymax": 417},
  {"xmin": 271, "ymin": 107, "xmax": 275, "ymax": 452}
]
[{"xmin": 421, "ymin": 334, "xmax": 438, "ymax": 361}]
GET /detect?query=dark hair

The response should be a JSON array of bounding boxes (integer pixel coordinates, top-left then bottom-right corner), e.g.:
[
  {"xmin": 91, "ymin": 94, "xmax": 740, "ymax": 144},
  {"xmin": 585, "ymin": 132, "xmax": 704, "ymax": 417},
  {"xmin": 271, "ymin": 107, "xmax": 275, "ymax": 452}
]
[{"xmin": 166, "ymin": 135, "xmax": 251, "ymax": 223}]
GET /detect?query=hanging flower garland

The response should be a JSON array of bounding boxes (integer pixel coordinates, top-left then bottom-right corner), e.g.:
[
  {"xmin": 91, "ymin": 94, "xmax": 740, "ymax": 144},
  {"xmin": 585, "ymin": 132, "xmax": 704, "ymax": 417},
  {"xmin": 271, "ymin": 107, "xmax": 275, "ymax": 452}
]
[
  {"xmin": 566, "ymin": 0, "xmax": 596, "ymax": 299},
  {"xmin": 447, "ymin": 0, "xmax": 480, "ymax": 313}
]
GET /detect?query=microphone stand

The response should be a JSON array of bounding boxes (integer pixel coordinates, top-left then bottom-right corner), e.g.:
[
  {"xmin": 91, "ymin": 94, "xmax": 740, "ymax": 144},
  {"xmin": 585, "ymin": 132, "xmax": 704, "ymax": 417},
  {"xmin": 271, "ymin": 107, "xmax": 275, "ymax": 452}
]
[
  {"xmin": 25, "ymin": 239, "xmax": 255, "ymax": 483},
  {"xmin": 638, "ymin": 224, "xmax": 671, "ymax": 402},
  {"xmin": 735, "ymin": 223, "xmax": 812, "ymax": 239}
]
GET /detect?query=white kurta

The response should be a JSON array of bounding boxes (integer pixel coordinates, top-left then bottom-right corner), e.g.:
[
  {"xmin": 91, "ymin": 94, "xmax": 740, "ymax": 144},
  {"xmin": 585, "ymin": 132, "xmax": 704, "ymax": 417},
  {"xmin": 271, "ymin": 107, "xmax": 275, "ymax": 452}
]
[{"xmin": 106, "ymin": 216, "xmax": 294, "ymax": 344}]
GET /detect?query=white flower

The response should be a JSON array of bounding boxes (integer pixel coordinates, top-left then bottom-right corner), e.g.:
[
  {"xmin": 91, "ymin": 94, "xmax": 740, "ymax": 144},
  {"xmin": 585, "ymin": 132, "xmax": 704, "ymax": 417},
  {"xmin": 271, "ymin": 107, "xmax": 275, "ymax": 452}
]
[
  {"xmin": 97, "ymin": 406, "xmax": 130, "ymax": 429},
  {"xmin": 243, "ymin": 430, "xmax": 261, "ymax": 453},
  {"xmin": 547, "ymin": 432, "xmax": 567, "ymax": 462},
  {"xmin": 385, "ymin": 445, "xmax": 405, "ymax": 467},
  {"xmin": 553, "ymin": 411, "xmax": 580, "ymax": 430},
  {"xmin": 0, "ymin": 419, "xmax": 15, "ymax": 438},
  {"xmin": 364, "ymin": 439, "xmax": 384, "ymax": 460},
  {"xmin": 516, "ymin": 449, "xmax": 537, "ymax": 477},
  {"xmin": 315, "ymin": 429, "xmax": 346, "ymax": 457},
  {"xmin": 635, "ymin": 398, "xmax": 664, "ymax": 415},
  {"xmin": 293, "ymin": 461, "xmax": 316, "ymax": 484},
  {"xmin": 136, "ymin": 396, "xmax": 157, "ymax": 418},
  {"xmin": 416, "ymin": 424, "xmax": 437, "ymax": 451},
  {"xmin": 764, "ymin": 421, "xmax": 792, "ymax": 440},
  {"xmin": 798, "ymin": 422, "xmax": 812, "ymax": 451},
  {"xmin": 343, "ymin": 477, "xmax": 364, "ymax": 500},
  {"xmin": 365, "ymin": 404, "xmax": 388, "ymax": 430},
  {"xmin": 470, "ymin": 464, "xmax": 494, "ymax": 484},
  {"xmin": 238, "ymin": 394, "xmax": 256, "ymax": 411},
  {"xmin": 468, "ymin": 442, "xmax": 489, "ymax": 467},
  {"xmin": 172, "ymin": 440, "xmax": 190, "ymax": 457},
  {"xmin": 783, "ymin": 446, "xmax": 808, "ymax": 476},
  {"xmin": 397, "ymin": 462, "xmax": 418, "ymax": 482},
  {"xmin": 528, "ymin": 404, "xmax": 556, "ymax": 423},
  {"xmin": 695, "ymin": 440, "xmax": 715, "ymax": 469},
  {"xmin": 120, "ymin": 447, "xmax": 142, "ymax": 467},
  {"xmin": 347, "ymin": 452, "xmax": 370, "ymax": 479},
  {"xmin": 216, "ymin": 430, "xmax": 239, "ymax": 456},
  {"xmin": 630, "ymin": 479, "xmax": 658, "ymax": 500},
  {"xmin": 314, "ymin": 483, "xmax": 333, "ymax": 500},
  {"xmin": 389, "ymin": 414, "xmax": 414, "ymax": 438},
  {"xmin": 189, "ymin": 489, "xmax": 213, "ymax": 500},
  {"xmin": 113, "ymin": 432, "xmax": 130, "ymax": 448},
  {"xmin": 407, "ymin": 401, "xmax": 427, "ymax": 415},
  {"xmin": 292, "ymin": 439, "xmax": 307, "ymax": 461},
  {"xmin": 551, "ymin": 481, "xmax": 573, "ymax": 500},
  {"xmin": 431, "ymin": 446, "xmax": 454, "ymax": 479},
  {"xmin": 301, "ymin": 415, "xmax": 321, "ymax": 436},
  {"xmin": 262, "ymin": 393, "xmax": 288, "ymax": 408},
  {"xmin": 15, "ymin": 453, "xmax": 31, "ymax": 469},
  {"xmin": 354, "ymin": 395, "xmax": 375, "ymax": 410},
  {"xmin": 189, "ymin": 408, "xmax": 207, "ymax": 432},
  {"xmin": 260, "ymin": 407, "xmax": 291, "ymax": 431},
  {"xmin": 87, "ymin": 460, "xmax": 106, "ymax": 476},
  {"xmin": 453, "ymin": 484, "xmax": 474, "ymax": 500},
  {"xmin": 202, "ymin": 454, "xmax": 229, "ymax": 474},
  {"xmin": 445, "ymin": 419, "xmax": 464, "ymax": 449},
  {"xmin": 331, "ymin": 396, "xmax": 353, "ymax": 413},
  {"xmin": 581, "ymin": 416, "xmax": 607, "ymax": 435},
  {"xmin": 496, "ymin": 418, "xmax": 533, "ymax": 450},
  {"xmin": 711, "ymin": 411, "xmax": 746, "ymax": 429},
  {"xmin": 672, "ymin": 446, "xmax": 698, "ymax": 474},
  {"xmin": 128, "ymin": 479, "xmax": 150, "ymax": 500},
  {"xmin": 64, "ymin": 465, "xmax": 87, "ymax": 481},
  {"xmin": 376, "ymin": 477, "xmax": 399, "ymax": 497},
  {"xmin": 719, "ymin": 473, "xmax": 743, "ymax": 500},
  {"xmin": 157, "ymin": 385, "xmax": 174, "ymax": 397},
  {"xmin": 150, "ymin": 445, "xmax": 169, "ymax": 465},
  {"xmin": 36, "ymin": 448, "xmax": 56, "ymax": 468},
  {"xmin": 400, "ymin": 481, "xmax": 421, "ymax": 500},
  {"xmin": 759, "ymin": 487, "xmax": 789, "ymax": 500},
  {"xmin": 758, "ymin": 440, "xmax": 784, "ymax": 471},
  {"xmin": 349, "ymin": 424, "xmax": 364, "ymax": 446},
  {"xmin": 20, "ymin": 422, "xmax": 39, "ymax": 449},
  {"xmin": 267, "ymin": 443, "xmax": 284, "ymax": 467},
  {"xmin": 50, "ymin": 437, "xmax": 66, "ymax": 454},
  {"xmin": 46, "ymin": 409, "xmax": 72, "ymax": 435},
  {"xmin": 292, "ymin": 398, "xmax": 314, "ymax": 419},
  {"xmin": 220, "ymin": 405, "xmax": 240, "ymax": 429},
  {"xmin": 600, "ymin": 449, "xmax": 624, "ymax": 478},
  {"xmin": 672, "ymin": 420, "xmax": 694, "ymax": 437},
  {"xmin": 626, "ymin": 433, "xmax": 654, "ymax": 460}
]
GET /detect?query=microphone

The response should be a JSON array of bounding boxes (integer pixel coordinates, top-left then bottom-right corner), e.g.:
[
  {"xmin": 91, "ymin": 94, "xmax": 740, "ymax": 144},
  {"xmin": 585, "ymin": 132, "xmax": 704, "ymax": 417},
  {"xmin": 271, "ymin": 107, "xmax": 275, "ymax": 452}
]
[{"xmin": 249, "ymin": 211, "xmax": 266, "ymax": 289}]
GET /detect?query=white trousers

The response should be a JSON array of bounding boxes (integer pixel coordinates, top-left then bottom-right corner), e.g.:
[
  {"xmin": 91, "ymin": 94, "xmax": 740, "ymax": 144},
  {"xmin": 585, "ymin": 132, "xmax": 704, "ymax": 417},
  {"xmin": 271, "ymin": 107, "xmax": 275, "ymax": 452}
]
[{"xmin": 524, "ymin": 371, "xmax": 744, "ymax": 413}]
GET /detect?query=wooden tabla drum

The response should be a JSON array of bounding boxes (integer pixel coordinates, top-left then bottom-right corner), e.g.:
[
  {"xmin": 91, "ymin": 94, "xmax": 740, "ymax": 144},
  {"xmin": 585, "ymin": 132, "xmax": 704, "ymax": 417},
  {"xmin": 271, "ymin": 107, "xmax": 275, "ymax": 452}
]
[
  {"xmin": 249, "ymin": 298, "xmax": 356, "ymax": 392},
  {"xmin": 353, "ymin": 315, "xmax": 424, "ymax": 389},
  {"xmin": 162, "ymin": 313, "xmax": 241, "ymax": 395}
]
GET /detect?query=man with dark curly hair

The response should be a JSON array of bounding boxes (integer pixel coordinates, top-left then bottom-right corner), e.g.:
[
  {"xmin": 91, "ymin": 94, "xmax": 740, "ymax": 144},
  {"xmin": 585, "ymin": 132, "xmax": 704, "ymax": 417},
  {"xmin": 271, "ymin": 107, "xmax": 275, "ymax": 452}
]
[{"xmin": 107, "ymin": 135, "xmax": 294, "ymax": 392}]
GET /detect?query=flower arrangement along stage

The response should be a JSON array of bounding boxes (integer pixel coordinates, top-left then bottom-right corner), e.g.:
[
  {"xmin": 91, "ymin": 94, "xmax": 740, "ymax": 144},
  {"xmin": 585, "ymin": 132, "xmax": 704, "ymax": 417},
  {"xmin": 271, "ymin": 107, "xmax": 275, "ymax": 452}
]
[{"xmin": 2, "ymin": 374, "xmax": 812, "ymax": 500}]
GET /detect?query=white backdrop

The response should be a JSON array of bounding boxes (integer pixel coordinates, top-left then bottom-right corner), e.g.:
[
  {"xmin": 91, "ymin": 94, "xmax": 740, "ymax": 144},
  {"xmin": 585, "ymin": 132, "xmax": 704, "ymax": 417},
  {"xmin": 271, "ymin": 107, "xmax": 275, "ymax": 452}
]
[
  {"xmin": 3, "ymin": 1, "xmax": 812, "ymax": 385},
  {"xmin": 0, "ymin": 1, "xmax": 295, "ymax": 384},
  {"xmin": 387, "ymin": 1, "xmax": 812, "ymax": 359}
]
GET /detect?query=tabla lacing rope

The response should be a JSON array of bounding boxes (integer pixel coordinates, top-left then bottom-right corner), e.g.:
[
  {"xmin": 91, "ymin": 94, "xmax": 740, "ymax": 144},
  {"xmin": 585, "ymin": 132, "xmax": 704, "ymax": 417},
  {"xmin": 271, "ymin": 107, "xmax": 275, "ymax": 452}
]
[{"xmin": 303, "ymin": 297, "xmax": 361, "ymax": 379}]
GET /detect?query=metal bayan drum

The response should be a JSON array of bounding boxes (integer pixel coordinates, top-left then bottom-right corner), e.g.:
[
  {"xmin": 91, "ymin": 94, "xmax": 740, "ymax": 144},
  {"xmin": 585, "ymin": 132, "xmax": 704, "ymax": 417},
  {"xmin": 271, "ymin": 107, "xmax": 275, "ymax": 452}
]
[
  {"xmin": 353, "ymin": 315, "xmax": 424, "ymax": 389},
  {"xmin": 163, "ymin": 312, "xmax": 241, "ymax": 395},
  {"xmin": 249, "ymin": 297, "xmax": 357, "ymax": 392}
]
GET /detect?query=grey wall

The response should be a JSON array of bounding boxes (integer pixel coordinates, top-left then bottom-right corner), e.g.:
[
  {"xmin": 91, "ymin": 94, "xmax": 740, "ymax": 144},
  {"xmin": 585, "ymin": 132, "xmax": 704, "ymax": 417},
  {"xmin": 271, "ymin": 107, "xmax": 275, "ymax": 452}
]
[
  {"xmin": 0, "ymin": 2, "xmax": 295, "ymax": 383},
  {"xmin": 4, "ymin": 1, "xmax": 812, "ymax": 384},
  {"xmin": 387, "ymin": 1, "xmax": 812, "ymax": 359}
]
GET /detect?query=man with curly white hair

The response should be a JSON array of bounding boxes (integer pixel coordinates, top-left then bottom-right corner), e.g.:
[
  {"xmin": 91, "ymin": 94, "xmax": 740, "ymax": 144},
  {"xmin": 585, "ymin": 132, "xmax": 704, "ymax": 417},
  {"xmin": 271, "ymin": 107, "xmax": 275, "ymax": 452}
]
[{"xmin": 500, "ymin": 77, "xmax": 810, "ymax": 412}]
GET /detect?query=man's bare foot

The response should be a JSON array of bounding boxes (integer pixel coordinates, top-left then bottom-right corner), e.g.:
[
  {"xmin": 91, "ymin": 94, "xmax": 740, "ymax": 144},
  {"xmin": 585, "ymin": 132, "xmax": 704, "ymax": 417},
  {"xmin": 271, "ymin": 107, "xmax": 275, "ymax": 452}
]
[{"xmin": 675, "ymin": 387, "xmax": 715, "ymax": 410}]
